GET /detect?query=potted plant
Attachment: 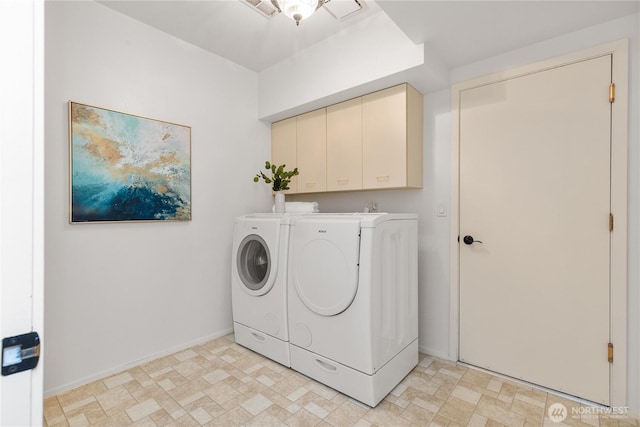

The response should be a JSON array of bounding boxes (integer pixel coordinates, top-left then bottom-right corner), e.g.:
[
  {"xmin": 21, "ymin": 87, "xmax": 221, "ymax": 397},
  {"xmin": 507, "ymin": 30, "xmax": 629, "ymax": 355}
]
[{"xmin": 254, "ymin": 161, "xmax": 299, "ymax": 213}]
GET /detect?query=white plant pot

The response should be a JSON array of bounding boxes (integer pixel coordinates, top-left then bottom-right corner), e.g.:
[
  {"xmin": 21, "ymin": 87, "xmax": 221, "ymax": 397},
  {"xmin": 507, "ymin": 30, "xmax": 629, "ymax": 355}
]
[{"xmin": 274, "ymin": 191, "xmax": 285, "ymax": 213}]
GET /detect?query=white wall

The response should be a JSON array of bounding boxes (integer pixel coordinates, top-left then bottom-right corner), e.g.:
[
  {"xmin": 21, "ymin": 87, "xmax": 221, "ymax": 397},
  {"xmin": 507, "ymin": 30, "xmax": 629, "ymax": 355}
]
[
  {"xmin": 258, "ymin": 10, "xmax": 425, "ymax": 121},
  {"xmin": 44, "ymin": 1, "xmax": 270, "ymax": 395},
  {"xmin": 289, "ymin": 13, "xmax": 640, "ymax": 411}
]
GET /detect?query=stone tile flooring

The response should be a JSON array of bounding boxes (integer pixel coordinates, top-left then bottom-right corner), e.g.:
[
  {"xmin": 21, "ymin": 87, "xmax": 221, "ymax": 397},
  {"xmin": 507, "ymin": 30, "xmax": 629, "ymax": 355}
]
[{"xmin": 44, "ymin": 335, "xmax": 639, "ymax": 426}]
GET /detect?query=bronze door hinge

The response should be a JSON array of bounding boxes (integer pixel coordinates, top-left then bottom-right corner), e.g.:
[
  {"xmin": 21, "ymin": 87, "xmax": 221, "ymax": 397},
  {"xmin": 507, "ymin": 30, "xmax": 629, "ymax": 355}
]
[{"xmin": 609, "ymin": 83, "xmax": 616, "ymax": 103}]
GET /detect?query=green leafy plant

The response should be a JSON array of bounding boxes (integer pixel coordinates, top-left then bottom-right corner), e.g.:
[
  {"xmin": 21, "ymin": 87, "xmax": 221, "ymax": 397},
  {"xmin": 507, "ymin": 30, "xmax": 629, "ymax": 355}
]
[{"xmin": 254, "ymin": 161, "xmax": 299, "ymax": 192}]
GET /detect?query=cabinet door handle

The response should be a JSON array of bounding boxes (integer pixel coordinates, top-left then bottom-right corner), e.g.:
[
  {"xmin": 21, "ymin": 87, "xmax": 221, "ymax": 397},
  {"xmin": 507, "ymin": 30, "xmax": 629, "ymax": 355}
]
[
  {"xmin": 305, "ymin": 181, "xmax": 316, "ymax": 187},
  {"xmin": 337, "ymin": 178, "xmax": 349, "ymax": 185},
  {"xmin": 376, "ymin": 175, "xmax": 390, "ymax": 182}
]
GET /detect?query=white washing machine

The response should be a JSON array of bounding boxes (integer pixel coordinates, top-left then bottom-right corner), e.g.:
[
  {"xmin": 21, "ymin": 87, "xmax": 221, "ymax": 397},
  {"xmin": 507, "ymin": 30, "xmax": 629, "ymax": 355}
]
[
  {"xmin": 287, "ymin": 213, "xmax": 419, "ymax": 406},
  {"xmin": 231, "ymin": 213, "xmax": 293, "ymax": 366}
]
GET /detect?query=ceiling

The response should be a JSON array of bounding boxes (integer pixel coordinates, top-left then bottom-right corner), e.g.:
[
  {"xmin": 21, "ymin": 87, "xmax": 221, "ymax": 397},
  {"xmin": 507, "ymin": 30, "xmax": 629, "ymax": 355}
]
[{"xmin": 99, "ymin": 0, "xmax": 639, "ymax": 73}]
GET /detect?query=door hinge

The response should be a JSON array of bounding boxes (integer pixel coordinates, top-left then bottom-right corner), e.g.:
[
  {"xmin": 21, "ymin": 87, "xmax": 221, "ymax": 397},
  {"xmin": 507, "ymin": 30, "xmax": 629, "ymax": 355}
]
[
  {"xmin": 608, "ymin": 342, "xmax": 614, "ymax": 363},
  {"xmin": 609, "ymin": 213, "xmax": 614, "ymax": 232},
  {"xmin": 609, "ymin": 83, "xmax": 615, "ymax": 103}
]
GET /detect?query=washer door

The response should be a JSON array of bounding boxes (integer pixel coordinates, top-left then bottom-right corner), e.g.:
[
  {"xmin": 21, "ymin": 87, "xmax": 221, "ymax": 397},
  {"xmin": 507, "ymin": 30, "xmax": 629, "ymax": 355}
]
[
  {"xmin": 292, "ymin": 219, "xmax": 361, "ymax": 316},
  {"xmin": 236, "ymin": 234, "xmax": 274, "ymax": 296}
]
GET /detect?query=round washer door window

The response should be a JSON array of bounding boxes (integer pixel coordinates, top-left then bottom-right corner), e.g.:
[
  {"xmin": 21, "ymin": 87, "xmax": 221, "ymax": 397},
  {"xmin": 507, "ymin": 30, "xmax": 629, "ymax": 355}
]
[{"xmin": 236, "ymin": 234, "xmax": 273, "ymax": 295}]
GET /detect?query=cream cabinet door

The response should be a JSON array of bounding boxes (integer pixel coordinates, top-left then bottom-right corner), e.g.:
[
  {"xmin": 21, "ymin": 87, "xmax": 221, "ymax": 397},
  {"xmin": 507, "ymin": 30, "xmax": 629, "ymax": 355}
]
[
  {"xmin": 327, "ymin": 97, "xmax": 362, "ymax": 191},
  {"xmin": 362, "ymin": 84, "xmax": 423, "ymax": 190},
  {"xmin": 271, "ymin": 117, "xmax": 297, "ymax": 194},
  {"xmin": 296, "ymin": 108, "xmax": 327, "ymax": 193},
  {"xmin": 362, "ymin": 85, "xmax": 408, "ymax": 189}
]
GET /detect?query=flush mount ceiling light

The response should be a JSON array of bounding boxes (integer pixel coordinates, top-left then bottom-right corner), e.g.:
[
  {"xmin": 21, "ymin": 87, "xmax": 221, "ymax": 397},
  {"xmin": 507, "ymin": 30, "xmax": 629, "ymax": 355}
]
[{"xmin": 271, "ymin": 0, "xmax": 328, "ymax": 26}]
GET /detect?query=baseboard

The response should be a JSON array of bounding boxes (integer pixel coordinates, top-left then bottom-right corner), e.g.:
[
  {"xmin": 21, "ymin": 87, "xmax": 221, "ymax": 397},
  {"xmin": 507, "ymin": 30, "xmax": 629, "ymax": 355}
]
[
  {"xmin": 418, "ymin": 344, "xmax": 453, "ymax": 361},
  {"xmin": 44, "ymin": 328, "xmax": 234, "ymax": 397}
]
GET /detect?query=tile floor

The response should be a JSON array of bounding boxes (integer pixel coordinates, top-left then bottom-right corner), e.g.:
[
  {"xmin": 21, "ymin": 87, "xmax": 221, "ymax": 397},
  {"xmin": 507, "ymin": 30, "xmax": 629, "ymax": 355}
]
[{"xmin": 44, "ymin": 335, "xmax": 639, "ymax": 427}]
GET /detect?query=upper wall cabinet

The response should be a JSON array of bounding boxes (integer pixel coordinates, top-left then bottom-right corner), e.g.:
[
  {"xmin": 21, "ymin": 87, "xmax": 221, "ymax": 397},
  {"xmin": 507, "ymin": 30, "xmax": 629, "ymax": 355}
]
[
  {"xmin": 271, "ymin": 83, "xmax": 423, "ymax": 194},
  {"xmin": 362, "ymin": 84, "xmax": 423, "ymax": 190},
  {"xmin": 327, "ymin": 97, "xmax": 363, "ymax": 191},
  {"xmin": 271, "ymin": 117, "xmax": 297, "ymax": 194},
  {"xmin": 296, "ymin": 109, "xmax": 327, "ymax": 193}
]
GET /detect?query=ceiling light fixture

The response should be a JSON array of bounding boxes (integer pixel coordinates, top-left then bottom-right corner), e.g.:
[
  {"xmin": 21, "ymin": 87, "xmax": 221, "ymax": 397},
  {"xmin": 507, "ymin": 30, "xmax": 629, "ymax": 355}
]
[{"xmin": 271, "ymin": 0, "xmax": 328, "ymax": 26}]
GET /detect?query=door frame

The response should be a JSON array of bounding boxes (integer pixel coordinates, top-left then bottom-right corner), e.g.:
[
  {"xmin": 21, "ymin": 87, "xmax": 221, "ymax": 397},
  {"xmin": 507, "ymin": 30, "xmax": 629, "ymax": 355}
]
[
  {"xmin": 450, "ymin": 39, "xmax": 629, "ymax": 406},
  {"xmin": 0, "ymin": 0, "xmax": 46, "ymax": 425},
  {"xmin": 0, "ymin": 0, "xmax": 45, "ymax": 424}
]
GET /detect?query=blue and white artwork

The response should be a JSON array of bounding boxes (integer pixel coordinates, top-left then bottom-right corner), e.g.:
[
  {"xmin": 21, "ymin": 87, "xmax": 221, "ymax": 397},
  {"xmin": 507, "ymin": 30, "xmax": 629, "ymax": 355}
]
[{"xmin": 69, "ymin": 102, "xmax": 191, "ymax": 222}]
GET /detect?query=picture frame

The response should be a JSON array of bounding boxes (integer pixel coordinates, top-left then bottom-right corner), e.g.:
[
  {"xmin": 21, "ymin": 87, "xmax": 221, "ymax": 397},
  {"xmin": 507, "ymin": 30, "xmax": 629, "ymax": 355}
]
[{"xmin": 68, "ymin": 101, "xmax": 192, "ymax": 223}]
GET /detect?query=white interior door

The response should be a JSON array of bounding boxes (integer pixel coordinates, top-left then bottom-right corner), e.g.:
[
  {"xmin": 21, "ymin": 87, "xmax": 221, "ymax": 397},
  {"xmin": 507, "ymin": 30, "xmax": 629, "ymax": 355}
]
[
  {"xmin": 0, "ymin": 0, "xmax": 45, "ymax": 425},
  {"xmin": 459, "ymin": 55, "xmax": 612, "ymax": 405}
]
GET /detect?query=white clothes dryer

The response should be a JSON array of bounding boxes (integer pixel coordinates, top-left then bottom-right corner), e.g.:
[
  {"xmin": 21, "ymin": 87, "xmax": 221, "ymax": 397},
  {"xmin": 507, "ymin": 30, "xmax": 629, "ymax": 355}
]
[
  {"xmin": 287, "ymin": 213, "xmax": 419, "ymax": 406},
  {"xmin": 231, "ymin": 213, "xmax": 293, "ymax": 366}
]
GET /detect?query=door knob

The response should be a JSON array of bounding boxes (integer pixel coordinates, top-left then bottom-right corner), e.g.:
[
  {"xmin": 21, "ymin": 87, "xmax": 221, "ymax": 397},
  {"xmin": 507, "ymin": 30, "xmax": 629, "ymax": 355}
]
[{"xmin": 463, "ymin": 235, "xmax": 482, "ymax": 245}]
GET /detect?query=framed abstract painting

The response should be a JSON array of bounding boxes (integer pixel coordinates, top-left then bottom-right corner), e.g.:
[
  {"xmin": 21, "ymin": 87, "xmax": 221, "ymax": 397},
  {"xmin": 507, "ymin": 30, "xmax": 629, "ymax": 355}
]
[{"xmin": 69, "ymin": 102, "xmax": 191, "ymax": 223}]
